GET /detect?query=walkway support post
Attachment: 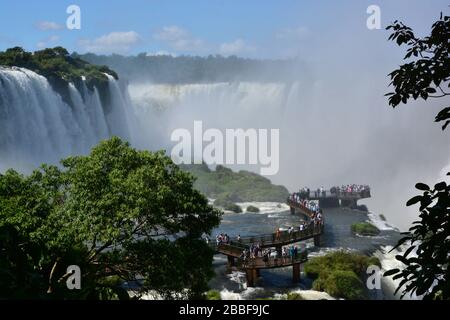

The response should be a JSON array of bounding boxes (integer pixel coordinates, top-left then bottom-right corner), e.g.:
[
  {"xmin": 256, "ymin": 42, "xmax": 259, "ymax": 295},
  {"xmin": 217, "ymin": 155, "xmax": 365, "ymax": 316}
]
[
  {"xmin": 246, "ymin": 269, "xmax": 256, "ymax": 287},
  {"xmin": 276, "ymin": 245, "xmax": 282, "ymax": 257},
  {"xmin": 313, "ymin": 234, "xmax": 321, "ymax": 247},
  {"xmin": 227, "ymin": 255, "xmax": 235, "ymax": 267},
  {"xmin": 292, "ymin": 263, "xmax": 301, "ymax": 283}
]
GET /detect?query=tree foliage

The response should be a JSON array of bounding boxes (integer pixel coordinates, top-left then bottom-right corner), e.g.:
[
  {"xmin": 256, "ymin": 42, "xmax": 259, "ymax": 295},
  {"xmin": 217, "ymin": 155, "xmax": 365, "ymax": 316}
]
[
  {"xmin": 0, "ymin": 137, "xmax": 222, "ymax": 299},
  {"xmin": 0, "ymin": 47, "xmax": 118, "ymax": 88},
  {"xmin": 0, "ymin": 47, "xmax": 119, "ymax": 108},
  {"xmin": 384, "ymin": 178, "xmax": 450, "ymax": 299},
  {"xmin": 182, "ymin": 164, "xmax": 289, "ymax": 202},
  {"xmin": 384, "ymin": 11, "xmax": 450, "ymax": 300},
  {"xmin": 75, "ymin": 52, "xmax": 304, "ymax": 84},
  {"xmin": 385, "ymin": 13, "xmax": 450, "ymax": 129}
]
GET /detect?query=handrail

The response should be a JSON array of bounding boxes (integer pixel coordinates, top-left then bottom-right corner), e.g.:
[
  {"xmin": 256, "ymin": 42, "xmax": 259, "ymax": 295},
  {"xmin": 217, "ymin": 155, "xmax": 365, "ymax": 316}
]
[
  {"xmin": 286, "ymin": 199, "xmax": 317, "ymax": 218},
  {"xmin": 291, "ymin": 190, "xmax": 371, "ymax": 200},
  {"xmin": 211, "ymin": 223, "xmax": 323, "ymax": 253},
  {"xmin": 236, "ymin": 250, "xmax": 308, "ymax": 269}
]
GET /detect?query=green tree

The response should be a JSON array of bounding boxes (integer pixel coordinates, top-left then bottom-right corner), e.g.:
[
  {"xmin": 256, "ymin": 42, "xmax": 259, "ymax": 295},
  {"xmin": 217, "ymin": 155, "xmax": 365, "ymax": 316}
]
[
  {"xmin": 384, "ymin": 180, "xmax": 450, "ymax": 299},
  {"xmin": 0, "ymin": 137, "xmax": 222, "ymax": 299},
  {"xmin": 384, "ymin": 12, "xmax": 450, "ymax": 300},
  {"xmin": 386, "ymin": 13, "xmax": 449, "ymax": 129}
]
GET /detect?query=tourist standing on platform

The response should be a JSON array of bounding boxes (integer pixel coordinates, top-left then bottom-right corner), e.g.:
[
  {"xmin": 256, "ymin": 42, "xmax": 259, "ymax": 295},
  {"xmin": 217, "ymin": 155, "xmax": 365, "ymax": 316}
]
[
  {"xmin": 282, "ymin": 247, "xmax": 288, "ymax": 263},
  {"xmin": 276, "ymin": 227, "xmax": 281, "ymax": 241}
]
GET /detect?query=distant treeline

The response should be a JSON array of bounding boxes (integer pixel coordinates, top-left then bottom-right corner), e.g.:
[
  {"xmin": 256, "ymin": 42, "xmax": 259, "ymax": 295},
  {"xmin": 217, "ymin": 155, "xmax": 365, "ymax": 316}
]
[{"xmin": 73, "ymin": 52, "xmax": 306, "ymax": 84}]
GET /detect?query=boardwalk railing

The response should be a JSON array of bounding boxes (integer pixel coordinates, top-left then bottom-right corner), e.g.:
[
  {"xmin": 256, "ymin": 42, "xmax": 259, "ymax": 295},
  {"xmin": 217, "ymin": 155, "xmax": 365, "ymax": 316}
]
[
  {"xmin": 295, "ymin": 190, "xmax": 371, "ymax": 200},
  {"xmin": 216, "ymin": 243, "xmax": 308, "ymax": 269},
  {"xmin": 211, "ymin": 223, "xmax": 323, "ymax": 253},
  {"xmin": 286, "ymin": 199, "xmax": 317, "ymax": 218}
]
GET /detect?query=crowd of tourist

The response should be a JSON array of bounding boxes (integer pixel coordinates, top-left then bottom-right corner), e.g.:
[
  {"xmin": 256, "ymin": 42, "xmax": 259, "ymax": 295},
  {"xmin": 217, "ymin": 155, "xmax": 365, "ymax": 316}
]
[
  {"xmin": 330, "ymin": 184, "xmax": 370, "ymax": 196},
  {"xmin": 289, "ymin": 193, "xmax": 322, "ymax": 214},
  {"xmin": 293, "ymin": 187, "xmax": 328, "ymax": 199},
  {"xmin": 215, "ymin": 233, "xmax": 231, "ymax": 246},
  {"xmin": 240, "ymin": 243, "xmax": 304, "ymax": 266},
  {"xmin": 295, "ymin": 185, "xmax": 371, "ymax": 199}
]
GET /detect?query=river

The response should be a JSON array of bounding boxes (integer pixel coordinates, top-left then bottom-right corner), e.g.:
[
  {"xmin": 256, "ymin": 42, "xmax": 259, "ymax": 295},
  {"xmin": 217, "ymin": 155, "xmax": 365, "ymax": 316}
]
[{"xmin": 208, "ymin": 202, "xmax": 404, "ymax": 300}]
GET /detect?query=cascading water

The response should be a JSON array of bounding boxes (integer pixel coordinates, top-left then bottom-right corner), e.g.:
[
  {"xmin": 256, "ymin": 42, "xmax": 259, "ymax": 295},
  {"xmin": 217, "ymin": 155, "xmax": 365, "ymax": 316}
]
[
  {"xmin": 0, "ymin": 66, "xmax": 132, "ymax": 171},
  {"xmin": 127, "ymin": 81, "xmax": 298, "ymax": 152}
]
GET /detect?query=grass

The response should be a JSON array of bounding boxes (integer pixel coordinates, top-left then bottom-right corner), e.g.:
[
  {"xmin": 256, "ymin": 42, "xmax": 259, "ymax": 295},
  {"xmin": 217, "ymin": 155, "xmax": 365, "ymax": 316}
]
[
  {"xmin": 351, "ymin": 222, "xmax": 381, "ymax": 236},
  {"xmin": 205, "ymin": 290, "xmax": 221, "ymax": 300},
  {"xmin": 286, "ymin": 292, "xmax": 304, "ymax": 300}
]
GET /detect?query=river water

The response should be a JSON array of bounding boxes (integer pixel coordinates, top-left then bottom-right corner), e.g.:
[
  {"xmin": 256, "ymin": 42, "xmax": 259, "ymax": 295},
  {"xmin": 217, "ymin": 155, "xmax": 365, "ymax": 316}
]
[{"xmin": 208, "ymin": 202, "xmax": 403, "ymax": 300}]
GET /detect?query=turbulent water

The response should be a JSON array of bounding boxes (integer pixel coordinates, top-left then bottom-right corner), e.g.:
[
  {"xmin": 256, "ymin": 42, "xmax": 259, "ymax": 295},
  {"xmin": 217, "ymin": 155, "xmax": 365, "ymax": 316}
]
[{"xmin": 0, "ymin": 67, "xmax": 132, "ymax": 171}]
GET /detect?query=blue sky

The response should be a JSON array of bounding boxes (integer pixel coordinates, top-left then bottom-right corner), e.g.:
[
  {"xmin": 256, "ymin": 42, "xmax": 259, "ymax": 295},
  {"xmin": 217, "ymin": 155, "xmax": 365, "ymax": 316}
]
[{"xmin": 0, "ymin": 0, "xmax": 448, "ymax": 58}]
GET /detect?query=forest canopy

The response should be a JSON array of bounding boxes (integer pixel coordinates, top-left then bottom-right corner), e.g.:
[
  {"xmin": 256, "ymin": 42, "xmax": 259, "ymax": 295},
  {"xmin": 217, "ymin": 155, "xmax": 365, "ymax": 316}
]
[{"xmin": 74, "ymin": 52, "xmax": 306, "ymax": 84}]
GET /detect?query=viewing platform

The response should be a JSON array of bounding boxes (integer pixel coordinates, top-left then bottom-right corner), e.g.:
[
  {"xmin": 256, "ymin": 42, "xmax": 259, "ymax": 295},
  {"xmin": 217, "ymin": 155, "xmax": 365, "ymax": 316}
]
[
  {"xmin": 211, "ymin": 223, "xmax": 324, "ymax": 286},
  {"xmin": 290, "ymin": 186, "xmax": 371, "ymax": 208}
]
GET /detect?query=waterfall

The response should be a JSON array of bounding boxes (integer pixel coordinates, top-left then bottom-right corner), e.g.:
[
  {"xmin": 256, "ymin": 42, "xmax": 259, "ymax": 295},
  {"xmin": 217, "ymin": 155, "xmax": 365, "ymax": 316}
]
[
  {"xmin": 127, "ymin": 81, "xmax": 297, "ymax": 150},
  {"xmin": 0, "ymin": 66, "xmax": 131, "ymax": 171}
]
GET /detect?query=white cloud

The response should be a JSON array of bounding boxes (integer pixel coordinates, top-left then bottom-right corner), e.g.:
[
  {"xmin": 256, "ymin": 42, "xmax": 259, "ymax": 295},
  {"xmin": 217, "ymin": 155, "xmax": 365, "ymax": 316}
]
[
  {"xmin": 153, "ymin": 26, "xmax": 205, "ymax": 52},
  {"xmin": 35, "ymin": 21, "xmax": 64, "ymax": 31},
  {"xmin": 78, "ymin": 31, "xmax": 141, "ymax": 54},
  {"xmin": 36, "ymin": 35, "xmax": 60, "ymax": 49},
  {"xmin": 219, "ymin": 39, "xmax": 255, "ymax": 56}
]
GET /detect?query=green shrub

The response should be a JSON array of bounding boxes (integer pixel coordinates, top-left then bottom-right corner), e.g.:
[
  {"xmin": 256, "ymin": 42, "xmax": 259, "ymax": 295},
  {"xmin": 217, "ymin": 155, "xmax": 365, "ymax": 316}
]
[
  {"xmin": 246, "ymin": 205, "xmax": 260, "ymax": 213},
  {"xmin": 287, "ymin": 292, "xmax": 304, "ymax": 300},
  {"xmin": 351, "ymin": 222, "xmax": 380, "ymax": 236},
  {"xmin": 303, "ymin": 259, "xmax": 323, "ymax": 279},
  {"xmin": 322, "ymin": 270, "xmax": 366, "ymax": 300},
  {"xmin": 367, "ymin": 256, "xmax": 381, "ymax": 268},
  {"xmin": 205, "ymin": 290, "xmax": 221, "ymax": 300},
  {"xmin": 304, "ymin": 250, "xmax": 378, "ymax": 299}
]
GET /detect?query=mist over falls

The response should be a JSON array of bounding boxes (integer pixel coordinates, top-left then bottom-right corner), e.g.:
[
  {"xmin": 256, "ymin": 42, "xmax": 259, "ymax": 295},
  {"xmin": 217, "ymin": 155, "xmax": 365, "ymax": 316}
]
[
  {"xmin": 0, "ymin": 63, "xmax": 448, "ymax": 230},
  {"xmin": 127, "ymin": 78, "xmax": 449, "ymax": 231}
]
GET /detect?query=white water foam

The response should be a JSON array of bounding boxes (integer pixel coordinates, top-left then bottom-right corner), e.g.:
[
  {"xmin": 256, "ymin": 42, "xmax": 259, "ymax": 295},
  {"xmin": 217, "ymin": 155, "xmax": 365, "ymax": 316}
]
[
  {"xmin": 367, "ymin": 212, "xmax": 398, "ymax": 231},
  {"xmin": 219, "ymin": 287, "xmax": 267, "ymax": 300},
  {"xmin": 237, "ymin": 202, "xmax": 290, "ymax": 215},
  {"xmin": 275, "ymin": 289, "xmax": 336, "ymax": 300},
  {"xmin": 374, "ymin": 245, "xmax": 422, "ymax": 300}
]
